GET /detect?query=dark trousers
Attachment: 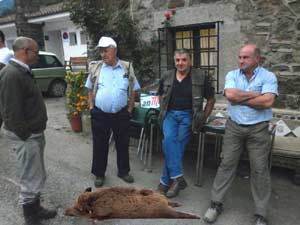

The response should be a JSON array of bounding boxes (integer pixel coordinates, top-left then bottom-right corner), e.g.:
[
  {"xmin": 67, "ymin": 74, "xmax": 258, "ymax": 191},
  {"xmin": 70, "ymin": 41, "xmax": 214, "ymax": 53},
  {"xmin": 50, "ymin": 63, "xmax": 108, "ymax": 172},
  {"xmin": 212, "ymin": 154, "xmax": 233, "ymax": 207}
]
[{"xmin": 90, "ymin": 107, "xmax": 130, "ymax": 177}]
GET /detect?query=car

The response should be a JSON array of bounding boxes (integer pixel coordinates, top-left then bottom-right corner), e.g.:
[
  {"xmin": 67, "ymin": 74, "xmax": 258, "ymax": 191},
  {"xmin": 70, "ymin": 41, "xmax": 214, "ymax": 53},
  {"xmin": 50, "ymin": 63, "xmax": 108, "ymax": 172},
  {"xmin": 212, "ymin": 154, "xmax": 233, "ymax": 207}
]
[{"xmin": 31, "ymin": 51, "xmax": 67, "ymax": 97}]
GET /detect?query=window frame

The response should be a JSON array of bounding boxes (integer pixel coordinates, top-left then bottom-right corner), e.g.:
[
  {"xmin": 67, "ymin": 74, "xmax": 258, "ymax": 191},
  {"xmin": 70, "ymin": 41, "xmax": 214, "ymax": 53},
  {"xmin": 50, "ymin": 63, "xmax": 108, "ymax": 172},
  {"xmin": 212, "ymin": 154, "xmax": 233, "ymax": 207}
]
[{"xmin": 158, "ymin": 21, "xmax": 222, "ymax": 93}]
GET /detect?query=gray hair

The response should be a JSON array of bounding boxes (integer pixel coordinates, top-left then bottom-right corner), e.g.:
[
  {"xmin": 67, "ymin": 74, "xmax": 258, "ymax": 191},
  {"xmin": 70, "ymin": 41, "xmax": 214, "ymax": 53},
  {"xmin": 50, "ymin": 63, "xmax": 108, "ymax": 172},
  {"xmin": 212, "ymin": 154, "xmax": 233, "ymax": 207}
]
[
  {"xmin": 174, "ymin": 48, "xmax": 192, "ymax": 61},
  {"xmin": 12, "ymin": 37, "xmax": 35, "ymax": 52}
]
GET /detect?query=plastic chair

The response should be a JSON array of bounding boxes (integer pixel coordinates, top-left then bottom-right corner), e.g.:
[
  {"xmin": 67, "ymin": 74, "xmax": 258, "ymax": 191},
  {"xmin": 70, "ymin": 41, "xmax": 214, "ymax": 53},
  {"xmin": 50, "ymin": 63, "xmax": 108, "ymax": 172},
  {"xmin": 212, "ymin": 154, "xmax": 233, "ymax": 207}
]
[{"xmin": 129, "ymin": 107, "xmax": 149, "ymax": 155}]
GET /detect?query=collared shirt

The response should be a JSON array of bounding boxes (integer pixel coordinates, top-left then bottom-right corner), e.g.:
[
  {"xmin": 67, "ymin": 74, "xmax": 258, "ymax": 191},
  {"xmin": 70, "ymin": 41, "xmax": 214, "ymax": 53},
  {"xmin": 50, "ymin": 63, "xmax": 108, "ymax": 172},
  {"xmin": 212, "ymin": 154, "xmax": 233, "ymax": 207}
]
[
  {"xmin": 224, "ymin": 66, "xmax": 278, "ymax": 125},
  {"xmin": 10, "ymin": 58, "xmax": 31, "ymax": 72},
  {"xmin": 85, "ymin": 60, "xmax": 140, "ymax": 113},
  {"xmin": 0, "ymin": 47, "xmax": 13, "ymax": 64}
]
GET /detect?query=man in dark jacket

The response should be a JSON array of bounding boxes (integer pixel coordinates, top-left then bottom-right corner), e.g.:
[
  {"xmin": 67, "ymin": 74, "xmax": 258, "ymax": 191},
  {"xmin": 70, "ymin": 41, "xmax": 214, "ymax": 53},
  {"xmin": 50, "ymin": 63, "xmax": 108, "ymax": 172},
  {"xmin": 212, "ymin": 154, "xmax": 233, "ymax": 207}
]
[
  {"xmin": 0, "ymin": 37, "xmax": 56, "ymax": 225},
  {"xmin": 0, "ymin": 30, "xmax": 13, "ymax": 130},
  {"xmin": 157, "ymin": 48, "xmax": 215, "ymax": 198}
]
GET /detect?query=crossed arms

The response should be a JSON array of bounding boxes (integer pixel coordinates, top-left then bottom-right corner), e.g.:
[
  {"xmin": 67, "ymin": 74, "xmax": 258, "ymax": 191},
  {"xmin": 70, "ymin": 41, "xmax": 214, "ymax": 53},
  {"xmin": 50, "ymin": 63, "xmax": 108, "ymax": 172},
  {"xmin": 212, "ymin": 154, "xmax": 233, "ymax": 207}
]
[{"xmin": 225, "ymin": 88, "xmax": 276, "ymax": 109}]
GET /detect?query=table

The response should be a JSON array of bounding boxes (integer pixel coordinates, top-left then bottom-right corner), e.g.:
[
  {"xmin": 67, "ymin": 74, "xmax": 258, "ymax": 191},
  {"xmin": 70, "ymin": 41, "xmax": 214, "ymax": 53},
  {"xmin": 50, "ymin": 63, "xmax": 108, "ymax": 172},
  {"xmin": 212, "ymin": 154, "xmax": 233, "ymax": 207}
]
[{"xmin": 195, "ymin": 117, "xmax": 226, "ymax": 186}]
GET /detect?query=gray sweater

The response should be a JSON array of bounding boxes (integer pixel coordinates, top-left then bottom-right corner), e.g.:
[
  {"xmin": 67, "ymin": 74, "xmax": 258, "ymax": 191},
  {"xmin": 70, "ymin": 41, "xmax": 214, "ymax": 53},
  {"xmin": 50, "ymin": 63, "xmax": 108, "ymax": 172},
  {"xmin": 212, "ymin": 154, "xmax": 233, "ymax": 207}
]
[{"xmin": 0, "ymin": 60, "xmax": 47, "ymax": 140}]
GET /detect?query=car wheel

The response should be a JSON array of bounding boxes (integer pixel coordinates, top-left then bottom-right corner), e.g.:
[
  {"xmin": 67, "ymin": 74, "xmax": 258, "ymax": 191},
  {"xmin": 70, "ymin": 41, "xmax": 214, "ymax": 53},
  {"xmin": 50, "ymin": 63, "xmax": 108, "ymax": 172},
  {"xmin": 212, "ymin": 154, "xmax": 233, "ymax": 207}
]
[{"xmin": 49, "ymin": 80, "xmax": 66, "ymax": 97}]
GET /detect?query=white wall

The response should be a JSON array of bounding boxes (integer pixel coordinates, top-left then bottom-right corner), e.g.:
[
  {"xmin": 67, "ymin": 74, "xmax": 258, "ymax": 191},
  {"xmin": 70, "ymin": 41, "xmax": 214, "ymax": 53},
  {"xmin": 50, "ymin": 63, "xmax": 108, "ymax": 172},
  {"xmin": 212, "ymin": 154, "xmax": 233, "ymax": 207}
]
[
  {"xmin": 60, "ymin": 29, "xmax": 87, "ymax": 60},
  {"xmin": 43, "ymin": 18, "xmax": 87, "ymax": 61},
  {"xmin": 0, "ymin": 14, "xmax": 87, "ymax": 61}
]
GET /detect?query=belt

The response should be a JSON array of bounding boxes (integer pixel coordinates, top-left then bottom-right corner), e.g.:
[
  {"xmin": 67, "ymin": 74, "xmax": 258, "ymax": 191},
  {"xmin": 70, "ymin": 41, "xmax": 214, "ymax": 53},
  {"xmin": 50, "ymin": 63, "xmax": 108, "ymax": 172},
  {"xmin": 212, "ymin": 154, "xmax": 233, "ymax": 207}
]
[
  {"xmin": 94, "ymin": 106, "xmax": 128, "ymax": 115},
  {"xmin": 229, "ymin": 118, "xmax": 269, "ymax": 127}
]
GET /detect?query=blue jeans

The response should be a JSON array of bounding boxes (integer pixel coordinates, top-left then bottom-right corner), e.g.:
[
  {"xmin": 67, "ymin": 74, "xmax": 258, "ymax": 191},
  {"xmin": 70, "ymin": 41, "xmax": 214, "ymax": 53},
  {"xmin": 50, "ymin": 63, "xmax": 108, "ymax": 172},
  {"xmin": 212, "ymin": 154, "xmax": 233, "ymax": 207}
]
[{"xmin": 160, "ymin": 110, "xmax": 192, "ymax": 186}]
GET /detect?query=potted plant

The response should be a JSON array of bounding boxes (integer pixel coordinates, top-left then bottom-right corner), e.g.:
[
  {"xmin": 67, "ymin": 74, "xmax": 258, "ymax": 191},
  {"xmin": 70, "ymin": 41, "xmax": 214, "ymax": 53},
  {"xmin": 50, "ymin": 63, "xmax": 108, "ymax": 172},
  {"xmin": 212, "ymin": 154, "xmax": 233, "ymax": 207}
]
[{"xmin": 65, "ymin": 71, "xmax": 89, "ymax": 132}]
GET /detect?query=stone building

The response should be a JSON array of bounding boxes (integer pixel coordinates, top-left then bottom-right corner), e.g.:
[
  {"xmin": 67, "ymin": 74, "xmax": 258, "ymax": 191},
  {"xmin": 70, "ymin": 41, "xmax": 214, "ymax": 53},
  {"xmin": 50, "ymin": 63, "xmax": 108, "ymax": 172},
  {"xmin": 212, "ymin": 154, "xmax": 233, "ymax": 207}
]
[{"xmin": 129, "ymin": 0, "xmax": 300, "ymax": 111}]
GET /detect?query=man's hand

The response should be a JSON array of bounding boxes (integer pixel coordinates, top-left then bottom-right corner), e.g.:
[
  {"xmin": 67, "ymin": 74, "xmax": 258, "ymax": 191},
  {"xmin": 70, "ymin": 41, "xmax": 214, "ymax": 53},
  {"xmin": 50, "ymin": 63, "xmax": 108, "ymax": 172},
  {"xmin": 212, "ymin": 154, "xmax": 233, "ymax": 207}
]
[
  {"xmin": 241, "ymin": 93, "xmax": 276, "ymax": 109},
  {"xmin": 225, "ymin": 88, "xmax": 260, "ymax": 104}
]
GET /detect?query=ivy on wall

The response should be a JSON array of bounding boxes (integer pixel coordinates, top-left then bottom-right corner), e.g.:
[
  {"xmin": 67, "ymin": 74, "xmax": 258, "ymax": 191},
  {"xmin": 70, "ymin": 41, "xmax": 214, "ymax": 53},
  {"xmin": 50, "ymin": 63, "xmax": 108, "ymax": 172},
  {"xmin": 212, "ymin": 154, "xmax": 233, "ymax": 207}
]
[{"xmin": 64, "ymin": 0, "xmax": 158, "ymax": 85}]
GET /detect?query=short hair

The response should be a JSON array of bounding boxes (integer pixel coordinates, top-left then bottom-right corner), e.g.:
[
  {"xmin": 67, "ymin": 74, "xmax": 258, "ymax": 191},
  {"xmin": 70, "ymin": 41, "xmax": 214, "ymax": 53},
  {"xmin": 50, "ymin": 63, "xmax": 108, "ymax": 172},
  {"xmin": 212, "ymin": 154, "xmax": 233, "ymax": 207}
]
[
  {"xmin": 0, "ymin": 30, "xmax": 5, "ymax": 42},
  {"xmin": 253, "ymin": 47, "xmax": 261, "ymax": 58},
  {"xmin": 174, "ymin": 48, "xmax": 192, "ymax": 60},
  {"xmin": 12, "ymin": 37, "xmax": 35, "ymax": 52}
]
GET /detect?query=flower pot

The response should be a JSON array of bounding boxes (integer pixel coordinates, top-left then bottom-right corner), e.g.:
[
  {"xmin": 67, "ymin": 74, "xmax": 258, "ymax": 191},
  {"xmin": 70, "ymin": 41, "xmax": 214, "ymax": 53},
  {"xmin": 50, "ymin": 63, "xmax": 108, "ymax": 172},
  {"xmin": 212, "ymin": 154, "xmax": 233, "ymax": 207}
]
[{"xmin": 69, "ymin": 115, "xmax": 82, "ymax": 132}]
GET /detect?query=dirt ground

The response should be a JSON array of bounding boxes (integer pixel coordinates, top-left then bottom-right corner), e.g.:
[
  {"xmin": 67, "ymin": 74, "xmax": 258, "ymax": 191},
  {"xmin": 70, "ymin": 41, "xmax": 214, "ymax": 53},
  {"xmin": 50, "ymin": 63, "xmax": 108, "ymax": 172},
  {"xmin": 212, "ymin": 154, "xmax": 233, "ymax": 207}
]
[{"xmin": 0, "ymin": 97, "xmax": 299, "ymax": 225}]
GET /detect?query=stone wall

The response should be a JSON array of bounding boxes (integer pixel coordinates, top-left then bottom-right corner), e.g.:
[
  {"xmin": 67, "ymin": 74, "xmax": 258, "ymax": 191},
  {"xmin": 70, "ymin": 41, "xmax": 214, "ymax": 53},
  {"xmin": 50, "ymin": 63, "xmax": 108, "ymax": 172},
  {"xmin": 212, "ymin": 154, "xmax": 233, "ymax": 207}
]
[{"xmin": 131, "ymin": 0, "xmax": 300, "ymax": 110}]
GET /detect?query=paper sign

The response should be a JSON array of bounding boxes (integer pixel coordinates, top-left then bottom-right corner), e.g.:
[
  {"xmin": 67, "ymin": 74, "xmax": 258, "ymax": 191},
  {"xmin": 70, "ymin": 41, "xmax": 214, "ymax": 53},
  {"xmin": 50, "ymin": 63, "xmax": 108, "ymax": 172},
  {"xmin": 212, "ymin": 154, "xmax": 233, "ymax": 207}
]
[{"xmin": 140, "ymin": 95, "xmax": 160, "ymax": 108}]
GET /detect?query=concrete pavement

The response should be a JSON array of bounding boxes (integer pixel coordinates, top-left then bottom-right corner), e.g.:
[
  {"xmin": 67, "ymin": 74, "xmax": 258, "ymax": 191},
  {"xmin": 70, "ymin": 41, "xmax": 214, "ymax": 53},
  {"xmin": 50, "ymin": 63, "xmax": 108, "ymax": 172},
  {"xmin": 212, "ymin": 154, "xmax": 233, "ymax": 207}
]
[{"xmin": 0, "ymin": 97, "xmax": 299, "ymax": 225}]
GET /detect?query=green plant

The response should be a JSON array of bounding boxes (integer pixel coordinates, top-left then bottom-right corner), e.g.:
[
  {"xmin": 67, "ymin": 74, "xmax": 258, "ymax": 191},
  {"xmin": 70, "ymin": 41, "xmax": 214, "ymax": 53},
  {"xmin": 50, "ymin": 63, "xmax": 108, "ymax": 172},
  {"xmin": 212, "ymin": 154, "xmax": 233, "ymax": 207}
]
[{"xmin": 65, "ymin": 71, "xmax": 89, "ymax": 119}]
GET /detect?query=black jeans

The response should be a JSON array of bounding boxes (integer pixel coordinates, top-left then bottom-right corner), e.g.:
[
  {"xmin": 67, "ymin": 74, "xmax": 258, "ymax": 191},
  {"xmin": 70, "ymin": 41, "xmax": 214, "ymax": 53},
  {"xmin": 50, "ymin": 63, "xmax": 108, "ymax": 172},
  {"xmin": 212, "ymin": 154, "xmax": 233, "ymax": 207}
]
[{"xmin": 90, "ymin": 107, "xmax": 130, "ymax": 177}]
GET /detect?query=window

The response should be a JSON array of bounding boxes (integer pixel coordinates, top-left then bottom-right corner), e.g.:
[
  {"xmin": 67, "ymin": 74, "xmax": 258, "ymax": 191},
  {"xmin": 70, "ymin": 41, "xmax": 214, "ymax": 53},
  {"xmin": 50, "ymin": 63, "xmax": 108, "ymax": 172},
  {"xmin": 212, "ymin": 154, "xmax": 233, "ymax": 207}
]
[
  {"xmin": 69, "ymin": 32, "xmax": 77, "ymax": 46},
  {"xmin": 80, "ymin": 31, "xmax": 87, "ymax": 45},
  {"xmin": 158, "ymin": 22, "xmax": 222, "ymax": 92},
  {"xmin": 31, "ymin": 55, "xmax": 63, "ymax": 69}
]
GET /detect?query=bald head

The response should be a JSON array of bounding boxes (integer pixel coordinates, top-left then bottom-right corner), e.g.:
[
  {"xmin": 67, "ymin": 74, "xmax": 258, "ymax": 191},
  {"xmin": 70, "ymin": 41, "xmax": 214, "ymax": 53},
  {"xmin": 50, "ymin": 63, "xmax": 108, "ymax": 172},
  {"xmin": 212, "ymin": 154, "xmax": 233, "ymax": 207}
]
[
  {"xmin": 240, "ymin": 44, "xmax": 260, "ymax": 58},
  {"xmin": 12, "ymin": 37, "xmax": 39, "ymax": 65}
]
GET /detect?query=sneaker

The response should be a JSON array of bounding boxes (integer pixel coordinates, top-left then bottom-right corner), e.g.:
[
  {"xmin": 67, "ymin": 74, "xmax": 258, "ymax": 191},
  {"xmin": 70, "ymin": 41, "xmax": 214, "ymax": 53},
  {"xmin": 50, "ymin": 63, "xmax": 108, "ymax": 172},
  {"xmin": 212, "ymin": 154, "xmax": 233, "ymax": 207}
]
[
  {"xmin": 203, "ymin": 201, "xmax": 223, "ymax": 223},
  {"xmin": 255, "ymin": 215, "xmax": 268, "ymax": 225},
  {"xmin": 156, "ymin": 183, "xmax": 169, "ymax": 195},
  {"xmin": 118, "ymin": 174, "xmax": 134, "ymax": 183},
  {"xmin": 94, "ymin": 176, "xmax": 105, "ymax": 187}
]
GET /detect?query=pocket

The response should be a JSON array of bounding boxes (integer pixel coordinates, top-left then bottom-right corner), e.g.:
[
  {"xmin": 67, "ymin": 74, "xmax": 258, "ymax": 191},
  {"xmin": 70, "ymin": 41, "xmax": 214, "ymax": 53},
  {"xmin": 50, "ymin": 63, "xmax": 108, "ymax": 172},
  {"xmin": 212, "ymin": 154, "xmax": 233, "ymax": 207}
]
[{"xmin": 250, "ymin": 82, "xmax": 263, "ymax": 92}]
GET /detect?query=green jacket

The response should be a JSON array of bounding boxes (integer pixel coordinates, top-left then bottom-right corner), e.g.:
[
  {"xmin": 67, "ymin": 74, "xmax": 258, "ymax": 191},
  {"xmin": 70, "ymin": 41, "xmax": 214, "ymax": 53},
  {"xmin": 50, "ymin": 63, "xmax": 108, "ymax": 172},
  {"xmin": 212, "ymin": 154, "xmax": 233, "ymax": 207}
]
[
  {"xmin": 158, "ymin": 68, "xmax": 208, "ymax": 133},
  {"xmin": 0, "ymin": 61, "xmax": 47, "ymax": 140}
]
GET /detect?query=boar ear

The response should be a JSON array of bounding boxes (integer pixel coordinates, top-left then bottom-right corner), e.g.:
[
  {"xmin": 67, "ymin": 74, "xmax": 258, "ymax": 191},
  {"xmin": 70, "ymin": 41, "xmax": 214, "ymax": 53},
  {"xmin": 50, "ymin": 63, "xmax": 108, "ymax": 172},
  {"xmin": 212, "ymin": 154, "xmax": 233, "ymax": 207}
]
[{"xmin": 85, "ymin": 187, "xmax": 92, "ymax": 192}]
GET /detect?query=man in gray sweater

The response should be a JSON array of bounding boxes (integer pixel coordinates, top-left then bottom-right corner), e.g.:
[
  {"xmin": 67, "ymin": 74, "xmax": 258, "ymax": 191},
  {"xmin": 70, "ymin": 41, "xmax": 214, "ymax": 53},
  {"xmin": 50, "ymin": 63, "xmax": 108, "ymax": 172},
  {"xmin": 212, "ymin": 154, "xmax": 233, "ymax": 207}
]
[{"xmin": 0, "ymin": 37, "xmax": 56, "ymax": 225}]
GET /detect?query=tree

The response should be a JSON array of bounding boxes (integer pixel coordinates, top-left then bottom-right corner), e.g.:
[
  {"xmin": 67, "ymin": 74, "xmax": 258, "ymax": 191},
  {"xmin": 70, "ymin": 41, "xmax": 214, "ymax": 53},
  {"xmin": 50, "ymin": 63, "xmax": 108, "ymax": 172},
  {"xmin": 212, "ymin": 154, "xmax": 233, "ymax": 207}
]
[
  {"xmin": 14, "ymin": 0, "xmax": 45, "ymax": 48},
  {"xmin": 64, "ymin": 0, "xmax": 158, "ymax": 85}
]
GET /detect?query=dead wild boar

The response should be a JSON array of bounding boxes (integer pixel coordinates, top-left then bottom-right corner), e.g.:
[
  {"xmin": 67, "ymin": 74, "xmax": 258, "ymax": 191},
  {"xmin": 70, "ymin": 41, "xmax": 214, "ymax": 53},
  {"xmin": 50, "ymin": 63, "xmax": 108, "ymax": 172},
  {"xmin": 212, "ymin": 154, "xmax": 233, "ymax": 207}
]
[{"xmin": 64, "ymin": 186, "xmax": 200, "ymax": 220}]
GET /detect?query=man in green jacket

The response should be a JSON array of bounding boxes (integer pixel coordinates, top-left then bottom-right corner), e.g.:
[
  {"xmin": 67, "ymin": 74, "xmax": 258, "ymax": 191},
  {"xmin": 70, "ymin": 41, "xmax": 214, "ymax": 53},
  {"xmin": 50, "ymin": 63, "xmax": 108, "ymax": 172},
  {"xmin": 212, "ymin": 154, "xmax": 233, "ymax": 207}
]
[
  {"xmin": 157, "ymin": 49, "xmax": 215, "ymax": 198},
  {"xmin": 0, "ymin": 37, "xmax": 56, "ymax": 225}
]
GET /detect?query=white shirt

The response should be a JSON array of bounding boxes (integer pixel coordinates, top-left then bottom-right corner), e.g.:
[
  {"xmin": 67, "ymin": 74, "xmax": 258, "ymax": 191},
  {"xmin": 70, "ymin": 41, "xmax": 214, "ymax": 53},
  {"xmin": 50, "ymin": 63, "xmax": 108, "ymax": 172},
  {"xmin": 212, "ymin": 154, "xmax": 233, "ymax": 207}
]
[{"xmin": 0, "ymin": 47, "xmax": 13, "ymax": 64}]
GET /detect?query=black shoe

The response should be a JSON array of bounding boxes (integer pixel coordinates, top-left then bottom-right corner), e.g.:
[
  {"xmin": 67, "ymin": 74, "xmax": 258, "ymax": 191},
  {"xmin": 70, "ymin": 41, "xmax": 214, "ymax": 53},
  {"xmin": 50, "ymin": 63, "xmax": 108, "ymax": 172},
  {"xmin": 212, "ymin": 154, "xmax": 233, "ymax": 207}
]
[
  {"xmin": 166, "ymin": 176, "xmax": 187, "ymax": 198},
  {"xmin": 23, "ymin": 199, "xmax": 57, "ymax": 224},
  {"xmin": 118, "ymin": 174, "xmax": 134, "ymax": 183},
  {"xmin": 156, "ymin": 183, "xmax": 169, "ymax": 195},
  {"xmin": 94, "ymin": 176, "xmax": 105, "ymax": 187}
]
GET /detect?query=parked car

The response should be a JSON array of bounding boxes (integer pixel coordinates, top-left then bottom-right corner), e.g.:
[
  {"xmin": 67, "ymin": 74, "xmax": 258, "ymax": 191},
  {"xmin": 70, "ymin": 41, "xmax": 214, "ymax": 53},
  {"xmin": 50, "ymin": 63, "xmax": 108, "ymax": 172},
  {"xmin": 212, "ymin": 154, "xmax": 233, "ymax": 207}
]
[{"xmin": 31, "ymin": 51, "xmax": 67, "ymax": 97}]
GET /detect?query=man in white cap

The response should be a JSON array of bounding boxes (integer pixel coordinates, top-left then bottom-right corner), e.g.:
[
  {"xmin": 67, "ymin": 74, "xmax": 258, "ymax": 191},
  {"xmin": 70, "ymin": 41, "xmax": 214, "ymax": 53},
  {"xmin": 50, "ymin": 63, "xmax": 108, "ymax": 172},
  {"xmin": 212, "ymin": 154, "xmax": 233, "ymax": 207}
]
[{"xmin": 85, "ymin": 36, "xmax": 140, "ymax": 187}]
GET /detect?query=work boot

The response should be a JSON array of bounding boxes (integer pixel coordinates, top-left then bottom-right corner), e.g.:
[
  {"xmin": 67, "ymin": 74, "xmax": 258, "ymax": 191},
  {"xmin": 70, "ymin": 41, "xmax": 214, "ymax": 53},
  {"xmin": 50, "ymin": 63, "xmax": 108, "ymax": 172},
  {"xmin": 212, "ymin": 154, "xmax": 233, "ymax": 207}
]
[
  {"xmin": 118, "ymin": 174, "xmax": 134, "ymax": 183},
  {"xmin": 156, "ymin": 183, "xmax": 169, "ymax": 195},
  {"xmin": 166, "ymin": 176, "xmax": 187, "ymax": 198},
  {"xmin": 94, "ymin": 176, "xmax": 105, "ymax": 187},
  {"xmin": 254, "ymin": 215, "xmax": 268, "ymax": 225},
  {"xmin": 203, "ymin": 201, "xmax": 223, "ymax": 223},
  {"xmin": 23, "ymin": 198, "xmax": 57, "ymax": 224}
]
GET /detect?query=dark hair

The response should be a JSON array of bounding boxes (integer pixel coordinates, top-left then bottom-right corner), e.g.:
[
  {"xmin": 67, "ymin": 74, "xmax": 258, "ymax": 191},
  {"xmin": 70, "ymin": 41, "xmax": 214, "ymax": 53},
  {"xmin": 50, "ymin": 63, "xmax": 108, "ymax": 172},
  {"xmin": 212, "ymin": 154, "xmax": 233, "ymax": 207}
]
[
  {"xmin": 0, "ymin": 30, "xmax": 5, "ymax": 43},
  {"xmin": 173, "ymin": 48, "xmax": 192, "ymax": 61}
]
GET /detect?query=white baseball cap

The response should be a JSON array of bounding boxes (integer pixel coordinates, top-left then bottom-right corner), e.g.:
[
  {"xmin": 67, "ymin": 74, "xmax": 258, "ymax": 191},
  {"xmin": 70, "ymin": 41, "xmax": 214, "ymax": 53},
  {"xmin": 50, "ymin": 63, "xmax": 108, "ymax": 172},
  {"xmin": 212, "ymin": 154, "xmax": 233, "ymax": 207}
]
[{"xmin": 96, "ymin": 36, "xmax": 117, "ymax": 48}]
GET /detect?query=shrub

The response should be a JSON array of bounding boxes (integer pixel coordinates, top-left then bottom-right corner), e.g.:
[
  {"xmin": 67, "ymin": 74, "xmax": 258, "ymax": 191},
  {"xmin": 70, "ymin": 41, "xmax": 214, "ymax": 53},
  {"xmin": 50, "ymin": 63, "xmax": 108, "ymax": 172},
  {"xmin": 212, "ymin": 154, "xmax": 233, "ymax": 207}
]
[{"xmin": 65, "ymin": 71, "xmax": 89, "ymax": 119}]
